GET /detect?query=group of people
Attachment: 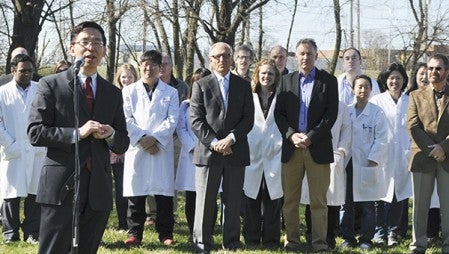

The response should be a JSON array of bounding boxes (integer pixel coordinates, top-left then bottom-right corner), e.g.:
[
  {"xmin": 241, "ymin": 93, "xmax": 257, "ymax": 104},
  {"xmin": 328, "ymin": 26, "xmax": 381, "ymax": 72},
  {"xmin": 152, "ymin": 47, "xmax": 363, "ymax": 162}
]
[{"xmin": 0, "ymin": 20, "xmax": 448, "ymax": 254}]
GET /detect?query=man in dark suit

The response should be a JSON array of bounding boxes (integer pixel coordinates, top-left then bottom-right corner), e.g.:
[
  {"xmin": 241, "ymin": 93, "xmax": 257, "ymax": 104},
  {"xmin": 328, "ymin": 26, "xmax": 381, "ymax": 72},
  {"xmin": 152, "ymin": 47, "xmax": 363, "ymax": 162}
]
[
  {"xmin": 407, "ymin": 54, "xmax": 449, "ymax": 254},
  {"xmin": 27, "ymin": 21, "xmax": 129, "ymax": 254},
  {"xmin": 190, "ymin": 42, "xmax": 254, "ymax": 253},
  {"xmin": 274, "ymin": 38, "xmax": 338, "ymax": 252}
]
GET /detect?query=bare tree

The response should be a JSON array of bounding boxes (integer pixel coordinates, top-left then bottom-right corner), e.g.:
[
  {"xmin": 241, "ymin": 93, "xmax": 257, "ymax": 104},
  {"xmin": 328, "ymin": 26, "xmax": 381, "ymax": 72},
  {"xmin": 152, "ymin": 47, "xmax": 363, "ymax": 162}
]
[
  {"xmin": 105, "ymin": 0, "xmax": 131, "ymax": 82},
  {"xmin": 328, "ymin": 0, "xmax": 341, "ymax": 75},
  {"xmin": 198, "ymin": 0, "xmax": 270, "ymax": 47},
  {"xmin": 182, "ymin": 0, "xmax": 203, "ymax": 79},
  {"xmin": 286, "ymin": 0, "xmax": 298, "ymax": 51}
]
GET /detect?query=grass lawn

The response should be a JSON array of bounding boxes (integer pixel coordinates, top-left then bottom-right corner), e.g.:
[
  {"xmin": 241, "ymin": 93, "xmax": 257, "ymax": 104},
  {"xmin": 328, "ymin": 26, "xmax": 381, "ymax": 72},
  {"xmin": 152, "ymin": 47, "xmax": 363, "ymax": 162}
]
[{"xmin": 0, "ymin": 195, "xmax": 442, "ymax": 253}]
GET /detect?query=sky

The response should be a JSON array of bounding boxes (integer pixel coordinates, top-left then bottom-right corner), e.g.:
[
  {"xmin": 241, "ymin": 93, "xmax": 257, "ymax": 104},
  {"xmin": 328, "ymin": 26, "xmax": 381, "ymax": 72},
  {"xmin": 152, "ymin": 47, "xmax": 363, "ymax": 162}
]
[{"xmin": 260, "ymin": 0, "xmax": 441, "ymax": 52}]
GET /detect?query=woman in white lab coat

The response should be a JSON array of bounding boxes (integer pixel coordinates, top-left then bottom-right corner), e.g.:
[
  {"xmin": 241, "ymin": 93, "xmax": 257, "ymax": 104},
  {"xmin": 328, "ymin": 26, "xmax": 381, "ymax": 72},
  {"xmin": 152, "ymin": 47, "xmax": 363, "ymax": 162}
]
[
  {"xmin": 340, "ymin": 75, "xmax": 387, "ymax": 250},
  {"xmin": 300, "ymin": 100, "xmax": 351, "ymax": 248},
  {"xmin": 243, "ymin": 59, "xmax": 283, "ymax": 248},
  {"xmin": 370, "ymin": 63, "xmax": 411, "ymax": 246}
]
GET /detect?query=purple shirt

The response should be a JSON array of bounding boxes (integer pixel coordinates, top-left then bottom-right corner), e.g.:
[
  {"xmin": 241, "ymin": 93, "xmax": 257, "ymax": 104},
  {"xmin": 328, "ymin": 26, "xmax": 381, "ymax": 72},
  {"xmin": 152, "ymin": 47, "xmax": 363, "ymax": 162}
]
[{"xmin": 298, "ymin": 67, "xmax": 316, "ymax": 133}]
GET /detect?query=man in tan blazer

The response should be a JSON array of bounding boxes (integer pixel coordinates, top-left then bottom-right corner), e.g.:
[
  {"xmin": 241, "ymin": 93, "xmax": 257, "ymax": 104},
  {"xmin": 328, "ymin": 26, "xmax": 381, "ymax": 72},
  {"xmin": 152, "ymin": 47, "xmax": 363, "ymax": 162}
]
[{"xmin": 407, "ymin": 53, "xmax": 449, "ymax": 254}]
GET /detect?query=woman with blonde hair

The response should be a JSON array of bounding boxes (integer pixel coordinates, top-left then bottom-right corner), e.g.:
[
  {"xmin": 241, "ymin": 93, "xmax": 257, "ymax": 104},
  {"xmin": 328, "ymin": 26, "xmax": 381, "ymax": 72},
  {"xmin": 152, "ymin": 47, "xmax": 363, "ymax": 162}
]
[
  {"xmin": 114, "ymin": 63, "xmax": 138, "ymax": 89},
  {"xmin": 243, "ymin": 59, "xmax": 283, "ymax": 248},
  {"xmin": 111, "ymin": 63, "xmax": 138, "ymax": 231}
]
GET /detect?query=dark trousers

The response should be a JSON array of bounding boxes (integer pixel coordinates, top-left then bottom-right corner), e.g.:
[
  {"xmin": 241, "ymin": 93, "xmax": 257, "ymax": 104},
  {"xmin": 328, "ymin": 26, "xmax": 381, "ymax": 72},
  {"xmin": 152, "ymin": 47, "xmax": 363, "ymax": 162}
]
[
  {"xmin": 2, "ymin": 194, "xmax": 40, "ymax": 241},
  {"xmin": 243, "ymin": 177, "xmax": 281, "ymax": 248},
  {"xmin": 340, "ymin": 160, "xmax": 375, "ymax": 244},
  {"xmin": 374, "ymin": 195, "xmax": 405, "ymax": 239},
  {"xmin": 399, "ymin": 198, "xmax": 410, "ymax": 237},
  {"xmin": 305, "ymin": 204, "xmax": 340, "ymax": 249},
  {"xmin": 185, "ymin": 190, "xmax": 218, "ymax": 237},
  {"xmin": 112, "ymin": 163, "xmax": 128, "ymax": 230},
  {"xmin": 38, "ymin": 169, "xmax": 110, "ymax": 254},
  {"xmin": 427, "ymin": 208, "xmax": 441, "ymax": 238},
  {"xmin": 128, "ymin": 195, "xmax": 174, "ymax": 242},
  {"xmin": 185, "ymin": 191, "xmax": 196, "ymax": 235}
]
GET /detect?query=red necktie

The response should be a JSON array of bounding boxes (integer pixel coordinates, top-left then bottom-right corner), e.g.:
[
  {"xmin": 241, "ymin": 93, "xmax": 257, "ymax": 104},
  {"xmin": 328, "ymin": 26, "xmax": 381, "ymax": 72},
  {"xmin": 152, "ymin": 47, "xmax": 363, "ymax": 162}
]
[
  {"xmin": 83, "ymin": 77, "xmax": 93, "ymax": 171},
  {"xmin": 83, "ymin": 77, "xmax": 94, "ymax": 114}
]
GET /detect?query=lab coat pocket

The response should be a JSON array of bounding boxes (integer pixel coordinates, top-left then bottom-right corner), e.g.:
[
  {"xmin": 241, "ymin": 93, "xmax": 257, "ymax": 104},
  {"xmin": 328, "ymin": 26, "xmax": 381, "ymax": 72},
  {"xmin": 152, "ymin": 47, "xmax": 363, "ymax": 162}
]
[
  {"xmin": 362, "ymin": 125, "xmax": 374, "ymax": 143},
  {"xmin": 3, "ymin": 141, "xmax": 21, "ymax": 160},
  {"xmin": 361, "ymin": 166, "xmax": 380, "ymax": 186}
]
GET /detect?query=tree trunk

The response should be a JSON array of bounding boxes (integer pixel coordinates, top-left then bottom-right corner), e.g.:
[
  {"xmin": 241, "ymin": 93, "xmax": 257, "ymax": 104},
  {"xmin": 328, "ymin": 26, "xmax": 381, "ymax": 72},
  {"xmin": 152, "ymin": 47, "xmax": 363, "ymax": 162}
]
[
  {"xmin": 184, "ymin": 0, "xmax": 202, "ymax": 79},
  {"xmin": 286, "ymin": 0, "xmax": 298, "ymax": 51},
  {"xmin": 106, "ymin": 0, "xmax": 117, "ymax": 82},
  {"xmin": 7, "ymin": 0, "xmax": 44, "ymax": 73},
  {"xmin": 172, "ymin": 0, "xmax": 182, "ymax": 79},
  {"xmin": 329, "ymin": 0, "xmax": 342, "ymax": 75}
]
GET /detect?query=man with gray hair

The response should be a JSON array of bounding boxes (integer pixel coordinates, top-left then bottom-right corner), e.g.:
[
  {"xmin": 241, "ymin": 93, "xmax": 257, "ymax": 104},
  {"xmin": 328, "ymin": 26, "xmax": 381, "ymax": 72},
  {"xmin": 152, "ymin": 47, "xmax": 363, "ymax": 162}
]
[
  {"xmin": 190, "ymin": 42, "xmax": 254, "ymax": 253},
  {"xmin": 269, "ymin": 45, "xmax": 290, "ymax": 75},
  {"xmin": 274, "ymin": 38, "xmax": 338, "ymax": 252},
  {"xmin": 232, "ymin": 44, "xmax": 254, "ymax": 81}
]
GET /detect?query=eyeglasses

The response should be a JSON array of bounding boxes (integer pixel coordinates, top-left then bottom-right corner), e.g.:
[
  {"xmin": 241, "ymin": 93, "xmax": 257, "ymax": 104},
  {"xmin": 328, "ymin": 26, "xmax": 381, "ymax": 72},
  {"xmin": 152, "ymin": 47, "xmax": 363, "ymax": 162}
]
[
  {"xmin": 211, "ymin": 54, "xmax": 231, "ymax": 60},
  {"xmin": 74, "ymin": 40, "xmax": 104, "ymax": 47}
]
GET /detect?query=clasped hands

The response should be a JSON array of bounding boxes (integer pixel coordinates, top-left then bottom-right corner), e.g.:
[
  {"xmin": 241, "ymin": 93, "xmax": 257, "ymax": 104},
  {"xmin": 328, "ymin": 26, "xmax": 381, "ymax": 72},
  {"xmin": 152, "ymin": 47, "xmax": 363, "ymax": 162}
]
[
  {"xmin": 79, "ymin": 120, "xmax": 114, "ymax": 140},
  {"xmin": 212, "ymin": 136, "xmax": 234, "ymax": 156},
  {"xmin": 428, "ymin": 144, "xmax": 446, "ymax": 163},
  {"xmin": 289, "ymin": 132, "xmax": 311, "ymax": 149},
  {"xmin": 138, "ymin": 135, "xmax": 159, "ymax": 155}
]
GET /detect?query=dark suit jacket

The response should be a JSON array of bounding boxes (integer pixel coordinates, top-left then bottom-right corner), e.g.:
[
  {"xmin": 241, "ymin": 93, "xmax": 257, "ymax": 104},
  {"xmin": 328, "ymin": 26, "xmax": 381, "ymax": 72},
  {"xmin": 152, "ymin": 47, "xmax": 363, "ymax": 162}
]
[
  {"xmin": 27, "ymin": 67, "xmax": 129, "ymax": 211},
  {"xmin": 274, "ymin": 68, "xmax": 338, "ymax": 164},
  {"xmin": 407, "ymin": 84, "xmax": 449, "ymax": 173},
  {"xmin": 190, "ymin": 72, "xmax": 254, "ymax": 167}
]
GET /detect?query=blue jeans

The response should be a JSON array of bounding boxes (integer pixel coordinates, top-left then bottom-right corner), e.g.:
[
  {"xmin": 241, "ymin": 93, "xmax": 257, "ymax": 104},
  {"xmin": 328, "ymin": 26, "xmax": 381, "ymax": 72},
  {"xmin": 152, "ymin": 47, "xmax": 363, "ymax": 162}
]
[{"xmin": 340, "ymin": 160, "xmax": 376, "ymax": 244}]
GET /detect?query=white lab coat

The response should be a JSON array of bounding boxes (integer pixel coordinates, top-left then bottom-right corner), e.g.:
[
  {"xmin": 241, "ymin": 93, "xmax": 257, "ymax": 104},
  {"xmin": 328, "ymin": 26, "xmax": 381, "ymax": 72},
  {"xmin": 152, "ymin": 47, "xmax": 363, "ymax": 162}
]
[
  {"xmin": 350, "ymin": 102, "xmax": 388, "ymax": 202},
  {"xmin": 122, "ymin": 80, "xmax": 179, "ymax": 197},
  {"xmin": 243, "ymin": 94, "xmax": 283, "ymax": 200},
  {"xmin": 370, "ymin": 92, "xmax": 412, "ymax": 202},
  {"xmin": 0, "ymin": 80, "xmax": 45, "ymax": 199},
  {"xmin": 301, "ymin": 102, "xmax": 352, "ymax": 205},
  {"xmin": 337, "ymin": 73, "xmax": 381, "ymax": 105},
  {"xmin": 175, "ymin": 100, "xmax": 196, "ymax": 192}
]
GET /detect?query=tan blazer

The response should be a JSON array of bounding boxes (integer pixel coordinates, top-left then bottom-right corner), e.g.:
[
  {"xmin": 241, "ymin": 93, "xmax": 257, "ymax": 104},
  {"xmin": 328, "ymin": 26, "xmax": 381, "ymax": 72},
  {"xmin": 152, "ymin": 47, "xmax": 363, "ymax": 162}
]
[{"xmin": 407, "ymin": 84, "xmax": 449, "ymax": 173}]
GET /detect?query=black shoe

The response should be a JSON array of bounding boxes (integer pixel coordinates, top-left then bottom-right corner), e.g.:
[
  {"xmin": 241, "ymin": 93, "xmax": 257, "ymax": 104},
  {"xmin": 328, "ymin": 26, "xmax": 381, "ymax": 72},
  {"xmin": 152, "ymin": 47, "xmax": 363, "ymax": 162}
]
[{"xmin": 410, "ymin": 250, "xmax": 425, "ymax": 254}]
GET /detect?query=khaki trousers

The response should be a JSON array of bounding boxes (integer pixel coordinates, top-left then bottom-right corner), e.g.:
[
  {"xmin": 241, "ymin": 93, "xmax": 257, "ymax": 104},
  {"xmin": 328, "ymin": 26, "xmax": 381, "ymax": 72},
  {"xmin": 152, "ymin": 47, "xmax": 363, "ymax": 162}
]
[{"xmin": 282, "ymin": 148, "xmax": 330, "ymax": 250}]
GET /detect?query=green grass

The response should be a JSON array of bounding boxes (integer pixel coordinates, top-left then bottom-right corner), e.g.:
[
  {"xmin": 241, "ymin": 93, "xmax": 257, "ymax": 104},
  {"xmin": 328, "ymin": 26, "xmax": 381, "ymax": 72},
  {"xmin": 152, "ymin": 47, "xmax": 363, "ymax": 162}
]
[{"xmin": 0, "ymin": 195, "xmax": 443, "ymax": 253}]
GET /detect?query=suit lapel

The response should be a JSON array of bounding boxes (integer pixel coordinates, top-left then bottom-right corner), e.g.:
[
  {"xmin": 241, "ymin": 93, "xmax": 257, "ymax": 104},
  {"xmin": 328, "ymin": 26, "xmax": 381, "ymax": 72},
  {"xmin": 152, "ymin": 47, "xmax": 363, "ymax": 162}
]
[
  {"xmin": 211, "ymin": 74, "xmax": 226, "ymax": 111},
  {"xmin": 438, "ymin": 85, "xmax": 449, "ymax": 121},
  {"xmin": 63, "ymin": 68, "xmax": 90, "ymax": 117},
  {"xmin": 423, "ymin": 86, "xmax": 438, "ymax": 121},
  {"xmin": 310, "ymin": 69, "xmax": 321, "ymax": 104}
]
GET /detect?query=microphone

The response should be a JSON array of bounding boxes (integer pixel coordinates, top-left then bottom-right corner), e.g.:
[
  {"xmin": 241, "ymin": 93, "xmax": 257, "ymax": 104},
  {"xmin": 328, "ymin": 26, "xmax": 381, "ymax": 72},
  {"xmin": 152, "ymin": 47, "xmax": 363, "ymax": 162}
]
[{"xmin": 73, "ymin": 58, "xmax": 85, "ymax": 73}]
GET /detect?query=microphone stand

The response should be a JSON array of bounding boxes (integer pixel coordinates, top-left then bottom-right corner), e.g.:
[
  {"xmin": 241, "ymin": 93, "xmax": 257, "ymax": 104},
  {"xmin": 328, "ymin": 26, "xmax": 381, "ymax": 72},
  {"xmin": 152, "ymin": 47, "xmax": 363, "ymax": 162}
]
[{"xmin": 71, "ymin": 67, "xmax": 81, "ymax": 254}]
